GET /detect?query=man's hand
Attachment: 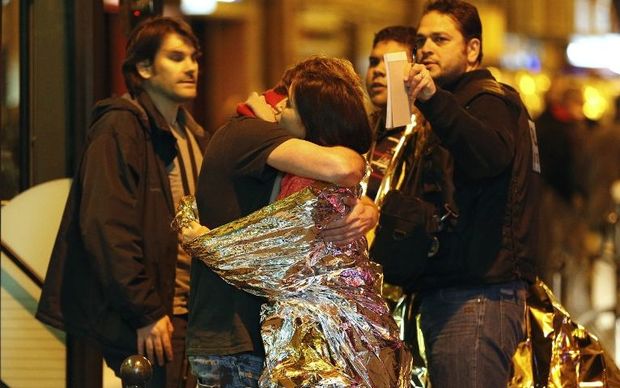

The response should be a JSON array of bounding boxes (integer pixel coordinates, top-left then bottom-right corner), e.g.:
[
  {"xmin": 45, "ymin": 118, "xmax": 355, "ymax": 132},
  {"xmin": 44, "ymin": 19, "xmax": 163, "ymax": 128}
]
[
  {"xmin": 181, "ymin": 220, "xmax": 209, "ymax": 243},
  {"xmin": 321, "ymin": 196, "xmax": 378, "ymax": 244},
  {"xmin": 404, "ymin": 63, "xmax": 436, "ymax": 102},
  {"xmin": 246, "ymin": 92, "xmax": 278, "ymax": 122},
  {"xmin": 137, "ymin": 315, "xmax": 174, "ymax": 367}
]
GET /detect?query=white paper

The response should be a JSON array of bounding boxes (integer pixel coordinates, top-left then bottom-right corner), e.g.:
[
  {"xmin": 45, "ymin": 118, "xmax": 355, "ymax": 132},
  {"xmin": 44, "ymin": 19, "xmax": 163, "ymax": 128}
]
[{"xmin": 384, "ymin": 51, "xmax": 413, "ymax": 128}]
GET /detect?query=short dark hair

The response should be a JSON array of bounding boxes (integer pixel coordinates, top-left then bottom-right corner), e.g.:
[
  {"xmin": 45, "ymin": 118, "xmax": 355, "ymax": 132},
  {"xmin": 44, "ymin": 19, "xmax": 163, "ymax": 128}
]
[
  {"xmin": 422, "ymin": 0, "xmax": 483, "ymax": 64},
  {"xmin": 122, "ymin": 17, "xmax": 200, "ymax": 96},
  {"xmin": 373, "ymin": 26, "xmax": 417, "ymax": 56},
  {"xmin": 290, "ymin": 57, "xmax": 372, "ymax": 154}
]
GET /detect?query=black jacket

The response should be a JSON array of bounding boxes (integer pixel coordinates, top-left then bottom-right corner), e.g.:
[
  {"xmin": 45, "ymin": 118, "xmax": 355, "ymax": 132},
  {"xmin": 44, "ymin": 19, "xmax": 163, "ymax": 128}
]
[
  {"xmin": 413, "ymin": 69, "xmax": 542, "ymax": 290},
  {"xmin": 36, "ymin": 92, "xmax": 209, "ymax": 353}
]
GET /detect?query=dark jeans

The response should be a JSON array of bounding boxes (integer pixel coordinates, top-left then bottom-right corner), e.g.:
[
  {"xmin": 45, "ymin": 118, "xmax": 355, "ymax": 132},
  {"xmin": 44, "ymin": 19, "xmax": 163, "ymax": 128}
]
[
  {"xmin": 188, "ymin": 353, "xmax": 263, "ymax": 388},
  {"xmin": 418, "ymin": 280, "xmax": 528, "ymax": 388},
  {"xmin": 103, "ymin": 315, "xmax": 196, "ymax": 388}
]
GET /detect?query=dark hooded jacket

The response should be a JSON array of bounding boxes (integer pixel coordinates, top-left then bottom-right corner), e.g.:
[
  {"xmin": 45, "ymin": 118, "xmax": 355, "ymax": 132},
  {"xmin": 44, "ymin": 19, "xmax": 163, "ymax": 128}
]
[{"xmin": 36, "ymin": 92, "xmax": 209, "ymax": 353}]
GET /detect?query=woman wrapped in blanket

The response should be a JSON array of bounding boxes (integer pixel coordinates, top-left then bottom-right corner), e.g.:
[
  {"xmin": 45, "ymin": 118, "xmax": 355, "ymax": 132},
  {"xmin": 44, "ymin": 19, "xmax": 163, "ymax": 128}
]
[{"xmin": 173, "ymin": 56, "xmax": 412, "ymax": 387}]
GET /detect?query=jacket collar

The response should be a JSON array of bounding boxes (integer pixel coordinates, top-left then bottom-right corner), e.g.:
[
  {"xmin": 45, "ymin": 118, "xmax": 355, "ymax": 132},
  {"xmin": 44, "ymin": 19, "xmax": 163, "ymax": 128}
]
[
  {"xmin": 443, "ymin": 68, "xmax": 494, "ymax": 93},
  {"xmin": 128, "ymin": 91, "xmax": 209, "ymax": 148}
]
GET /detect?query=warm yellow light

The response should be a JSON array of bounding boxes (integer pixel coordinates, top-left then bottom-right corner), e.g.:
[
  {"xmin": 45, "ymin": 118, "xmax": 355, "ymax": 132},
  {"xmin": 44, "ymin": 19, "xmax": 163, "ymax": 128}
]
[
  {"xmin": 523, "ymin": 94, "xmax": 543, "ymax": 118},
  {"xmin": 518, "ymin": 74, "xmax": 536, "ymax": 95},
  {"xmin": 583, "ymin": 86, "xmax": 607, "ymax": 121},
  {"xmin": 535, "ymin": 74, "xmax": 551, "ymax": 93},
  {"xmin": 487, "ymin": 66, "xmax": 503, "ymax": 82}
]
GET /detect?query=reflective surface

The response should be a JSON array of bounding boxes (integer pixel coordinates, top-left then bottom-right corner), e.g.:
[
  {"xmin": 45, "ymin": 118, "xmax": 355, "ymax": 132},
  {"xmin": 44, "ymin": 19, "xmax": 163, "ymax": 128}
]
[{"xmin": 176, "ymin": 184, "xmax": 412, "ymax": 387}]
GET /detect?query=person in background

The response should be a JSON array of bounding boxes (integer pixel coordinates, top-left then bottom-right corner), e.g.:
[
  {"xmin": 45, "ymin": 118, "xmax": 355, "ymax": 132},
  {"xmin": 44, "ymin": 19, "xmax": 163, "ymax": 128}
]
[
  {"xmin": 575, "ymin": 95, "xmax": 620, "ymax": 348},
  {"xmin": 185, "ymin": 56, "xmax": 379, "ymax": 387},
  {"xmin": 400, "ymin": 0, "xmax": 542, "ymax": 386},
  {"xmin": 36, "ymin": 17, "xmax": 206, "ymax": 388},
  {"xmin": 581, "ymin": 95, "xmax": 620, "ymax": 231},
  {"xmin": 534, "ymin": 81, "xmax": 592, "ymax": 316},
  {"xmin": 536, "ymin": 81, "xmax": 587, "ymax": 204},
  {"xmin": 364, "ymin": 26, "xmax": 428, "ymax": 363},
  {"xmin": 364, "ymin": 25, "xmax": 418, "ymax": 201}
]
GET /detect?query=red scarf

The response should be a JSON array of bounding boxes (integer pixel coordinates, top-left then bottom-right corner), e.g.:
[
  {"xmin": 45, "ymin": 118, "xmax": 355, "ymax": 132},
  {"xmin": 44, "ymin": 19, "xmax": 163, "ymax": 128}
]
[{"xmin": 236, "ymin": 89, "xmax": 287, "ymax": 118}]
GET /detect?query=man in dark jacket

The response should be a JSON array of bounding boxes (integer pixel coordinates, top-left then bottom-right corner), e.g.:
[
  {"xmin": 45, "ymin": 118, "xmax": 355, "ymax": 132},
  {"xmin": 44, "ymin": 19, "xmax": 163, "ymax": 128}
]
[
  {"xmin": 36, "ymin": 17, "xmax": 207, "ymax": 388},
  {"xmin": 401, "ymin": 1, "xmax": 542, "ymax": 386}
]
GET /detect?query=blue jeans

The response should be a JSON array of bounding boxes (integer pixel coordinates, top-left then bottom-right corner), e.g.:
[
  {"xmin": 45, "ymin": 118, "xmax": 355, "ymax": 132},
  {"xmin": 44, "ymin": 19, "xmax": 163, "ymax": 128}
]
[
  {"xmin": 418, "ymin": 281, "xmax": 527, "ymax": 388},
  {"xmin": 189, "ymin": 354, "xmax": 263, "ymax": 388}
]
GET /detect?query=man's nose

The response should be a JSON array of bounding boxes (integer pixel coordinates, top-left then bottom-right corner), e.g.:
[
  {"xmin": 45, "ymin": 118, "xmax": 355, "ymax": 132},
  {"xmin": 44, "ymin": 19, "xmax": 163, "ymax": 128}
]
[
  {"xmin": 416, "ymin": 44, "xmax": 432, "ymax": 62},
  {"xmin": 186, "ymin": 60, "xmax": 198, "ymax": 74},
  {"xmin": 419, "ymin": 38, "xmax": 433, "ymax": 54}
]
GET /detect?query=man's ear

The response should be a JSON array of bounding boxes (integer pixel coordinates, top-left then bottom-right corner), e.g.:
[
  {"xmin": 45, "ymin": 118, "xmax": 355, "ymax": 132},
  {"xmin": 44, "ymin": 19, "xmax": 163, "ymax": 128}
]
[
  {"xmin": 136, "ymin": 60, "xmax": 153, "ymax": 80},
  {"xmin": 466, "ymin": 38, "xmax": 481, "ymax": 65}
]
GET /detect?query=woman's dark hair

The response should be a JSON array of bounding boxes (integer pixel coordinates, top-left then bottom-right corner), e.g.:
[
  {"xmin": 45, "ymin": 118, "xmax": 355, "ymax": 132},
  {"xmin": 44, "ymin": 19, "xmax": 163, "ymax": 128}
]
[
  {"xmin": 290, "ymin": 57, "xmax": 372, "ymax": 154},
  {"xmin": 122, "ymin": 17, "xmax": 200, "ymax": 96},
  {"xmin": 423, "ymin": 0, "xmax": 483, "ymax": 64}
]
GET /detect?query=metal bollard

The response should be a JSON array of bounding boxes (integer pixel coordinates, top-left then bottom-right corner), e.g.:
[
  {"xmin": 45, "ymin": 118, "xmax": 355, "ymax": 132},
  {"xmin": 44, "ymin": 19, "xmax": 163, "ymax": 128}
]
[{"xmin": 120, "ymin": 355, "xmax": 153, "ymax": 388}]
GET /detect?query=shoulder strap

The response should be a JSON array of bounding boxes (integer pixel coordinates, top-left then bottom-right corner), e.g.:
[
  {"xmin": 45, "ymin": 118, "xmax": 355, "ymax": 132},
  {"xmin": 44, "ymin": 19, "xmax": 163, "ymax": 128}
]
[
  {"xmin": 400, "ymin": 125, "xmax": 429, "ymax": 197},
  {"xmin": 455, "ymin": 77, "xmax": 531, "ymax": 119},
  {"xmin": 372, "ymin": 117, "xmax": 417, "ymax": 207},
  {"xmin": 454, "ymin": 78, "xmax": 506, "ymax": 108}
]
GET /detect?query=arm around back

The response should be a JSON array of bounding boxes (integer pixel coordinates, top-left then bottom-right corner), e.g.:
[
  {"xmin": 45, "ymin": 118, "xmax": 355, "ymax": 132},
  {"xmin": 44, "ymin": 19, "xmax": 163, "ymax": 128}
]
[{"xmin": 267, "ymin": 138, "xmax": 365, "ymax": 187}]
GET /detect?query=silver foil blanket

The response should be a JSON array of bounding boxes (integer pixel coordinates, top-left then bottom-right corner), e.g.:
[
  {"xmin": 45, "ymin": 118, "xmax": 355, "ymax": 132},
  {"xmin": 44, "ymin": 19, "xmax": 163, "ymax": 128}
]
[{"xmin": 176, "ymin": 184, "xmax": 412, "ymax": 387}]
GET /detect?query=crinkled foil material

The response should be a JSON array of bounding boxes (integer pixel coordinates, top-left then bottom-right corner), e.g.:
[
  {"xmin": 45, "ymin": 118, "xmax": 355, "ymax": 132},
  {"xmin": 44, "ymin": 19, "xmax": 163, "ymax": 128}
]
[
  {"xmin": 404, "ymin": 279, "xmax": 620, "ymax": 388},
  {"xmin": 177, "ymin": 184, "xmax": 412, "ymax": 387},
  {"xmin": 508, "ymin": 280, "xmax": 620, "ymax": 387}
]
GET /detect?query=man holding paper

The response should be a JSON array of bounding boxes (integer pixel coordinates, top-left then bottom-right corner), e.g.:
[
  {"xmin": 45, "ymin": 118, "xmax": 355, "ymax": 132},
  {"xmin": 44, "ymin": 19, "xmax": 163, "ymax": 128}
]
[{"xmin": 400, "ymin": 1, "xmax": 542, "ymax": 387}]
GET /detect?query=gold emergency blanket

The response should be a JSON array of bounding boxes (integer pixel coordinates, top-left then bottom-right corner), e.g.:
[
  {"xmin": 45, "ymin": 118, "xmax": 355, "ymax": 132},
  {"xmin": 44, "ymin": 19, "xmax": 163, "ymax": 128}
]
[
  {"xmin": 403, "ymin": 278, "xmax": 620, "ymax": 388},
  {"xmin": 508, "ymin": 279, "xmax": 620, "ymax": 387},
  {"xmin": 175, "ymin": 183, "xmax": 412, "ymax": 387}
]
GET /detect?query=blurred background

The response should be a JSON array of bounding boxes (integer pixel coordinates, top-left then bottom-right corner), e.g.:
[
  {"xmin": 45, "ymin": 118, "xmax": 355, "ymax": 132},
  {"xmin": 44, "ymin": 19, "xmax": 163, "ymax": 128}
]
[
  {"xmin": 2, "ymin": 0, "xmax": 619, "ymax": 387},
  {"xmin": 2, "ymin": 0, "xmax": 620, "ymax": 195}
]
